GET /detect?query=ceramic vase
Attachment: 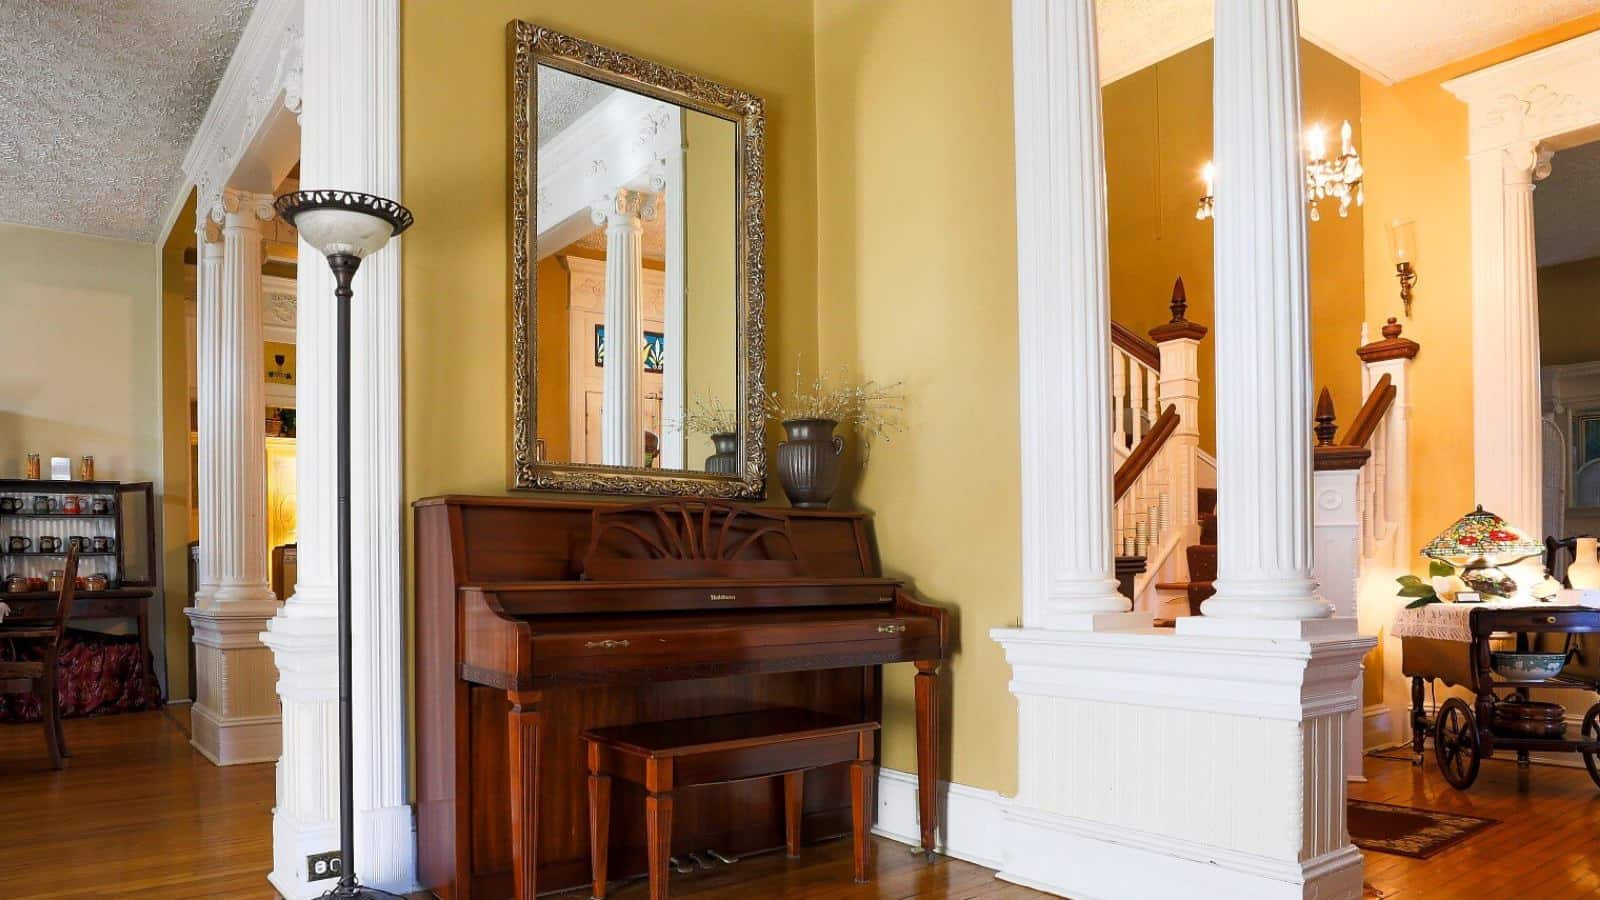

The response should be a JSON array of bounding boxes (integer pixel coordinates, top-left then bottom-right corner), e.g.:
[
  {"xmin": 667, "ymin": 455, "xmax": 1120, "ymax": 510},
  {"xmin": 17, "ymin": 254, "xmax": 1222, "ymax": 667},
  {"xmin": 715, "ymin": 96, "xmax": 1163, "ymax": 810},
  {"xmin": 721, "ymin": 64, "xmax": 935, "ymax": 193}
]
[
  {"xmin": 704, "ymin": 432, "xmax": 739, "ymax": 474},
  {"xmin": 1570, "ymin": 537, "xmax": 1600, "ymax": 590},
  {"xmin": 776, "ymin": 419, "xmax": 845, "ymax": 509}
]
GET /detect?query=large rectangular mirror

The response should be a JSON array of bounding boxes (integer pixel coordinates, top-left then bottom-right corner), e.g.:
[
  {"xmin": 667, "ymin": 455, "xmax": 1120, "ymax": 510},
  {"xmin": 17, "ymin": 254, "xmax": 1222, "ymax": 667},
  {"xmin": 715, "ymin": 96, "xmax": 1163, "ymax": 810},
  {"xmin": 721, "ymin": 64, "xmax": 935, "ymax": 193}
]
[{"xmin": 509, "ymin": 22, "xmax": 767, "ymax": 498}]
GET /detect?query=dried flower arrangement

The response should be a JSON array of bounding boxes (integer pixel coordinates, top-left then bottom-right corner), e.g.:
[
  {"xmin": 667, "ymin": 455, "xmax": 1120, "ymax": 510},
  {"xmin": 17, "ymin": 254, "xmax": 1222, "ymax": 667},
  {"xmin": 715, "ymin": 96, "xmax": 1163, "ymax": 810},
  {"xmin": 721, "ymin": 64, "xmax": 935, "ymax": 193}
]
[
  {"xmin": 671, "ymin": 395, "xmax": 742, "ymax": 437},
  {"xmin": 764, "ymin": 363, "xmax": 905, "ymax": 460}
]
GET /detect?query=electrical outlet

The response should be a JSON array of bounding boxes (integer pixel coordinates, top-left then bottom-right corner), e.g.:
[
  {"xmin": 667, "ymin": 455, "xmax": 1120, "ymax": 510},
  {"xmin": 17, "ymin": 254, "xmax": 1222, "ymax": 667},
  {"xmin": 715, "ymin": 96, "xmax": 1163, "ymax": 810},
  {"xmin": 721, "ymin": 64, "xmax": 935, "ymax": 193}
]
[{"xmin": 307, "ymin": 851, "xmax": 342, "ymax": 883}]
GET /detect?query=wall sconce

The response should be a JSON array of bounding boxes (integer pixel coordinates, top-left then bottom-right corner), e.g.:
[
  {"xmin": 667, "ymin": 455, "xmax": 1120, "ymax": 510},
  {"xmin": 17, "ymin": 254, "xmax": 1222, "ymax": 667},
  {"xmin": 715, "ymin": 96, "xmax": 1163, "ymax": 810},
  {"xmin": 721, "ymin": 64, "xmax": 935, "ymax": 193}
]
[
  {"xmin": 1195, "ymin": 162, "xmax": 1216, "ymax": 221},
  {"xmin": 1386, "ymin": 218, "xmax": 1419, "ymax": 317}
]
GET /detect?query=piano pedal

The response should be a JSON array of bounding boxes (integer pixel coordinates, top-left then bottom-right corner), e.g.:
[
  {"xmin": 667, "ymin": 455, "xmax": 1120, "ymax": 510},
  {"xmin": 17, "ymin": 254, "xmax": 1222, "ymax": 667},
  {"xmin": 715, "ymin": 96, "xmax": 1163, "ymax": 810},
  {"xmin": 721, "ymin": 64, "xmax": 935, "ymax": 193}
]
[
  {"xmin": 688, "ymin": 851, "xmax": 715, "ymax": 871},
  {"xmin": 706, "ymin": 849, "xmax": 740, "ymax": 865},
  {"xmin": 669, "ymin": 856, "xmax": 695, "ymax": 874}
]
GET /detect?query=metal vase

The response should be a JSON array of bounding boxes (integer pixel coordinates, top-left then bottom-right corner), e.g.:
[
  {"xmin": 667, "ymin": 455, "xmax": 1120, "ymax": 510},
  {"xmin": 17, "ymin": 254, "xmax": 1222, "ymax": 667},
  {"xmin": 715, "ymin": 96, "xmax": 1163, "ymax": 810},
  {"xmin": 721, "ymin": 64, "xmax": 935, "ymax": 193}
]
[
  {"xmin": 777, "ymin": 419, "xmax": 845, "ymax": 509},
  {"xmin": 704, "ymin": 432, "xmax": 739, "ymax": 474}
]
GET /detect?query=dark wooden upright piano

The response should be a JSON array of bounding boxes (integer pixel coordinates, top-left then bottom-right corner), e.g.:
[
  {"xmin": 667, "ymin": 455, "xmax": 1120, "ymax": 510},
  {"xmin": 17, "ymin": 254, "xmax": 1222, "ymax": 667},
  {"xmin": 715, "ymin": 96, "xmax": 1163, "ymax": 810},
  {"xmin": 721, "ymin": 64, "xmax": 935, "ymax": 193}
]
[{"xmin": 415, "ymin": 495, "xmax": 949, "ymax": 899}]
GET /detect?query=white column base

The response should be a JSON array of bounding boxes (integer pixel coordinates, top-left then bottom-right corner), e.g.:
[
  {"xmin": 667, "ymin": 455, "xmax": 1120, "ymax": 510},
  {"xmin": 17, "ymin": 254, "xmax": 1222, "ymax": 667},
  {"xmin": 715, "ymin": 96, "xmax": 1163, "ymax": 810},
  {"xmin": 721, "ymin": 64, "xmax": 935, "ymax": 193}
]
[
  {"xmin": 187, "ymin": 606, "xmax": 282, "ymax": 766},
  {"xmin": 997, "ymin": 804, "xmax": 1363, "ymax": 900},
  {"xmin": 1176, "ymin": 615, "xmax": 1352, "ymax": 640},
  {"xmin": 992, "ymin": 623, "xmax": 1374, "ymax": 900},
  {"xmin": 1048, "ymin": 610, "xmax": 1153, "ymax": 632},
  {"xmin": 262, "ymin": 608, "xmax": 339, "ymax": 897},
  {"xmin": 356, "ymin": 803, "xmax": 422, "ymax": 896}
]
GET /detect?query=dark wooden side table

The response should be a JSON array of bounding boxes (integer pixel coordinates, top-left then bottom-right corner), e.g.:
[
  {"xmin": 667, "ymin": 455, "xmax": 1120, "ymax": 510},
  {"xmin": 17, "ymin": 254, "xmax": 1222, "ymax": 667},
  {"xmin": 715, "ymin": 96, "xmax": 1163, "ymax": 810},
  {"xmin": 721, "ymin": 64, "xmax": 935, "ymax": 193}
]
[{"xmin": 582, "ymin": 708, "xmax": 879, "ymax": 900}]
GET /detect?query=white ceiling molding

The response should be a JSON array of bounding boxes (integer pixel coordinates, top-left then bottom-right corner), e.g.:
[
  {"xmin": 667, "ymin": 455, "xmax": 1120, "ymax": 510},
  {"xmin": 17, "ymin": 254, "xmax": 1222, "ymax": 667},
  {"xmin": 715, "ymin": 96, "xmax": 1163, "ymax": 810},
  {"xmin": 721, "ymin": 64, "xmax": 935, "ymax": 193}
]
[
  {"xmin": 0, "ymin": 0, "xmax": 255, "ymax": 241},
  {"xmin": 1096, "ymin": 0, "xmax": 1600, "ymax": 87},
  {"xmin": 177, "ymin": 0, "xmax": 303, "ymax": 234}
]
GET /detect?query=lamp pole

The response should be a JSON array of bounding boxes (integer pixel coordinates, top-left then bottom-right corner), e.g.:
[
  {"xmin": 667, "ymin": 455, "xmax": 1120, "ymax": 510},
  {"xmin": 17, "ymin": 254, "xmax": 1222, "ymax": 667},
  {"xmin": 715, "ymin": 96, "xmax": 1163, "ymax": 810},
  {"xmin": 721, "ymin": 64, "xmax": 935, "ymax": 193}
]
[{"xmin": 274, "ymin": 190, "xmax": 412, "ymax": 900}]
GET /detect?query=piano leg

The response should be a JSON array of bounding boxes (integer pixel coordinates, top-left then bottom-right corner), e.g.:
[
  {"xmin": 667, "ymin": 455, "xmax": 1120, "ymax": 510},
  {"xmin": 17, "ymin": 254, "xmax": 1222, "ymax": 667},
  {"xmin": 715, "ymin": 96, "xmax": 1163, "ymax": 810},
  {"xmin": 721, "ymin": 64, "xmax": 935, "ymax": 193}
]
[
  {"xmin": 507, "ymin": 689, "xmax": 542, "ymax": 900},
  {"xmin": 646, "ymin": 790, "xmax": 674, "ymax": 900},
  {"xmin": 914, "ymin": 659, "xmax": 940, "ymax": 859}
]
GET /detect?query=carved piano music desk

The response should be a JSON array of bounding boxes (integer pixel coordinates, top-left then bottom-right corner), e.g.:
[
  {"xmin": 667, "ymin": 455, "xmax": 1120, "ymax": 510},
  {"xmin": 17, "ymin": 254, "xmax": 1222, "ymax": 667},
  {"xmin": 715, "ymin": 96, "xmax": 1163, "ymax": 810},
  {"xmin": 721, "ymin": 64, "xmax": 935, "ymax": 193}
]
[{"xmin": 415, "ymin": 496, "xmax": 949, "ymax": 900}]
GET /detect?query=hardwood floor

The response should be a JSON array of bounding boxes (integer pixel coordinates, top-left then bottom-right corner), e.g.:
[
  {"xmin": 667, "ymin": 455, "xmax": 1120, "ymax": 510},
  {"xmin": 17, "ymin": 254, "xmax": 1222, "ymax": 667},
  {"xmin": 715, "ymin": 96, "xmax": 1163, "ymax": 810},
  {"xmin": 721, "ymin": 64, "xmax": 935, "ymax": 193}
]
[
  {"xmin": 0, "ymin": 706, "xmax": 276, "ymax": 898},
  {"xmin": 1351, "ymin": 750, "xmax": 1600, "ymax": 900},
  {"xmin": 8, "ymin": 709, "xmax": 1599, "ymax": 899}
]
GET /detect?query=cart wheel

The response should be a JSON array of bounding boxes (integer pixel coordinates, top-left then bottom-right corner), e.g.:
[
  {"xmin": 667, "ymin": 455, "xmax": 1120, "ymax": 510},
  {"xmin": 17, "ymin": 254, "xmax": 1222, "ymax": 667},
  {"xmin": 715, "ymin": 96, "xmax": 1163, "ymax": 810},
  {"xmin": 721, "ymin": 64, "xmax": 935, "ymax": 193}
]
[
  {"xmin": 1582, "ymin": 705, "xmax": 1600, "ymax": 790},
  {"xmin": 1434, "ymin": 697, "xmax": 1481, "ymax": 789}
]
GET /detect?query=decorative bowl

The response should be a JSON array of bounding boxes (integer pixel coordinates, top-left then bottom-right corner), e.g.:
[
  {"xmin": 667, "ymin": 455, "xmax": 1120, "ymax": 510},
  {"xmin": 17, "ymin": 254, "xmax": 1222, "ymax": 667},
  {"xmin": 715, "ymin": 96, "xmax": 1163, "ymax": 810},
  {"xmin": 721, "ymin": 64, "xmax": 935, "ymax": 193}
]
[
  {"xmin": 1491, "ymin": 699, "xmax": 1568, "ymax": 738},
  {"xmin": 1490, "ymin": 651, "xmax": 1568, "ymax": 681}
]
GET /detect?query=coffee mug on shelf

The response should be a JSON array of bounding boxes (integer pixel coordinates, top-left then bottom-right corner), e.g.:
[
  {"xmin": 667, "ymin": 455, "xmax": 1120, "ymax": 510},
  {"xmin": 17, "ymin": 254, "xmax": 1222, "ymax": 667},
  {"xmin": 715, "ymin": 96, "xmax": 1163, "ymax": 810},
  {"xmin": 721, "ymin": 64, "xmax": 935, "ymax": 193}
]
[
  {"xmin": 38, "ymin": 535, "xmax": 61, "ymax": 553},
  {"xmin": 0, "ymin": 497, "xmax": 20, "ymax": 513},
  {"xmin": 31, "ymin": 495, "xmax": 55, "ymax": 514},
  {"xmin": 62, "ymin": 495, "xmax": 80, "ymax": 515},
  {"xmin": 92, "ymin": 535, "xmax": 114, "ymax": 553},
  {"xmin": 67, "ymin": 535, "xmax": 89, "ymax": 552},
  {"xmin": 7, "ymin": 536, "xmax": 31, "ymax": 552},
  {"xmin": 90, "ymin": 496, "xmax": 112, "ymax": 515}
]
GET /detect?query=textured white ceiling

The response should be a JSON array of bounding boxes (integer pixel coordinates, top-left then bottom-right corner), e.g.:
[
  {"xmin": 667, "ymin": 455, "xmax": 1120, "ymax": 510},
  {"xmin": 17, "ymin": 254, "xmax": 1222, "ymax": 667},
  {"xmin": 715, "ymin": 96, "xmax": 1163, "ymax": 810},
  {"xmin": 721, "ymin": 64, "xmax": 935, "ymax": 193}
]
[
  {"xmin": 0, "ymin": 0, "xmax": 255, "ymax": 242},
  {"xmin": 1098, "ymin": 0, "xmax": 1600, "ymax": 85},
  {"xmin": 1536, "ymin": 139, "xmax": 1600, "ymax": 267},
  {"xmin": 538, "ymin": 65, "xmax": 614, "ymax": 148}
]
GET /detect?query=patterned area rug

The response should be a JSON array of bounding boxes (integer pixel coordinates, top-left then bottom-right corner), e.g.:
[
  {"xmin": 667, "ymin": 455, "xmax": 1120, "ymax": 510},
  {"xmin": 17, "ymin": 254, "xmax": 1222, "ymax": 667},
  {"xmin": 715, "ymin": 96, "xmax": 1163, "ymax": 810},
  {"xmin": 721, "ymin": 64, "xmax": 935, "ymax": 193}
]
[{"xmin": 1348, "ymin": 799, "xmax": 1498, "ymax": 859}]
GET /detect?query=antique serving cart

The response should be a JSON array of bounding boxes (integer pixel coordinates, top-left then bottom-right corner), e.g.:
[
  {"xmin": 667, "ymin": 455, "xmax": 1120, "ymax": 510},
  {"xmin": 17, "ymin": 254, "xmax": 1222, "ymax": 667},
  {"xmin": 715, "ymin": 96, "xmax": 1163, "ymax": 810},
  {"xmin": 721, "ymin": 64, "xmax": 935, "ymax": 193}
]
[{"xmin": 1404, "ymin": 604, "xmax": 1600, "ymax": 790}]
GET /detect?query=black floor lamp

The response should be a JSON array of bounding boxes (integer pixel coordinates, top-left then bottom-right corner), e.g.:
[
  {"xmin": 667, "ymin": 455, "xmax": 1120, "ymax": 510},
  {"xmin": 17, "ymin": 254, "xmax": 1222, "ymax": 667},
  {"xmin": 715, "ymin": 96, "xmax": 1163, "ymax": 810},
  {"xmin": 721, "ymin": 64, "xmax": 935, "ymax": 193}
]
[{"xmin": 274, "ymin": 189, "xmax": 413, "ymax": 900}]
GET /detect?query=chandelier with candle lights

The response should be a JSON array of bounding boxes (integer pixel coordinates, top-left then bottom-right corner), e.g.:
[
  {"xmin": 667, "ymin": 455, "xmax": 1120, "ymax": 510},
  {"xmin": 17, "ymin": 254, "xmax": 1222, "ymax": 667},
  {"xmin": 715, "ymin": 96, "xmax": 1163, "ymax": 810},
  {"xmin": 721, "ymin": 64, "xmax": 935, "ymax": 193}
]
[{"xmin": 1195, "ymin": 120, "xmax": 1363, "ymax": 222}]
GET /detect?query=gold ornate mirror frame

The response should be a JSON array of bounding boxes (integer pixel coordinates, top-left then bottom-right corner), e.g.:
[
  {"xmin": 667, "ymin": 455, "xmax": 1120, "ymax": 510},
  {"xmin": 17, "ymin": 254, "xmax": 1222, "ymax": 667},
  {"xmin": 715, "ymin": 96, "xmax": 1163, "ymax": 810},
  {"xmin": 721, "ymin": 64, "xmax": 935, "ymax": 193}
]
[{"xmin": 508, "ymin": 21, "xmax": 767, "ymax": 498}]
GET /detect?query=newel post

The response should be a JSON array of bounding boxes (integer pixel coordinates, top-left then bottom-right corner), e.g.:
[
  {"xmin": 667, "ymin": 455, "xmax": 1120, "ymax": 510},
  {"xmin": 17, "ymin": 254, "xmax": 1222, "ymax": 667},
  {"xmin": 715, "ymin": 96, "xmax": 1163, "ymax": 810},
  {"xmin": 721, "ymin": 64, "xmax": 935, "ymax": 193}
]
[
  {"xmin": 1357, "ymin": 317, "xmax": 1420, "ymax": 565},
  {"xmin": 1149, "ymin": 277, "xmax": 1207, "ymax": 548}
]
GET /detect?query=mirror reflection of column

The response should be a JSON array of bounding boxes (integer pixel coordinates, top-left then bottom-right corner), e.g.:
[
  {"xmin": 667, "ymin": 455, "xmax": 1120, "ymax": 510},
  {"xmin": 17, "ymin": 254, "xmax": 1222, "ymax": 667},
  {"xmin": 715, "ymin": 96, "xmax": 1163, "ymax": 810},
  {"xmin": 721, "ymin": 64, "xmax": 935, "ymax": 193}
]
[{"xmin": 593, "ymin": 189, "xmax": 655, "ymax": 467}]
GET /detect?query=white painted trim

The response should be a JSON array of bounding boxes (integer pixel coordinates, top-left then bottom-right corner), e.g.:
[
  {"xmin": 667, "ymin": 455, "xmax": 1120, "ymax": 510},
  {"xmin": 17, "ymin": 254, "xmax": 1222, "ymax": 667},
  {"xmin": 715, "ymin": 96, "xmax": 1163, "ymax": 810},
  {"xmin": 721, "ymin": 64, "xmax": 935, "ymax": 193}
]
[
  {"xmin": 872, "ymin": 768, "xmax": 1008, "ymax": 871},
  {"xmin": 873, "ymin": 767, "xmax": 1365, "ymax": 900},
  {"xmin": 1442, "ymin": 29, "xmax": 1600, "ymax": 534},
  {"xmin": 998, "ymin": 803, "xmax": 1362, "ymax": 900},
  {"xmin": 178, "ymin": 0, "xmax": 303, "ymax": 219}
]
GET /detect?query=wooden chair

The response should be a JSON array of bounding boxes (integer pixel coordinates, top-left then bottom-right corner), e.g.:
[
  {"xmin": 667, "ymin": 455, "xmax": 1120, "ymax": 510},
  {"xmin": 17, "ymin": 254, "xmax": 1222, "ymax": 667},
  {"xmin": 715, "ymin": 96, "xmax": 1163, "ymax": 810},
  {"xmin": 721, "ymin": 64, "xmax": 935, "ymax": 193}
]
[{"xmin": 0, "ymin": 547, "xmax": 79, "ymax": 769}]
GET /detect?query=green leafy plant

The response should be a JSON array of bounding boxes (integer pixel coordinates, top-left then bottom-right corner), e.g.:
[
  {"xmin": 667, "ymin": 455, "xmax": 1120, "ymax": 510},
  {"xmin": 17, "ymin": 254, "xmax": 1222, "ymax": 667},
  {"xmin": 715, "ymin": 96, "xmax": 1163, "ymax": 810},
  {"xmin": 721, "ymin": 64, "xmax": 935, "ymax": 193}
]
[{"xmin": 1398, "ymin": 559, "xmax": 1458, "ymax": 609}]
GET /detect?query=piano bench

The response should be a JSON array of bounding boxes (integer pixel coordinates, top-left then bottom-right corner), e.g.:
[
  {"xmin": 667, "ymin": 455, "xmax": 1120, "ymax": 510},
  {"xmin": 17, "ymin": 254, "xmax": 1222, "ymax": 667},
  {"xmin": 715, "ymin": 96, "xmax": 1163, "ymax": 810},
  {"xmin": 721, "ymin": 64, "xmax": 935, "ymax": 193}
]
[{"xmin": 581, "ymin": 707, "xmax": 880, "ymax": 900}]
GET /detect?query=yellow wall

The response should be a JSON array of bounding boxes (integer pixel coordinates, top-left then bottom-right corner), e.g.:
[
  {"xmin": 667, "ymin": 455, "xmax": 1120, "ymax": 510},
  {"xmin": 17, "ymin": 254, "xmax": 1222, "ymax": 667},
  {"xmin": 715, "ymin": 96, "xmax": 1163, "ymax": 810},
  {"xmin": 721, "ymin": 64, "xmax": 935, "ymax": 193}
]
[
  {"xmin": 1103, "ymin": 39, "xmax": 1368, "ymax": 450},
  {"xmin": 1539, "ymin": 256, "xmax": 1600, "ymax": 366},
  {"xmin": 814, "ymin": 0, "xmax": 1019, "ymax": 794},
  {"xmin": 160, "ymin": 192, "xmax": 197, "ymax": 700},
  {"xmin": 1359, "ymin": 12, "xmax": 1600, "ymax": 569},
  {"xmin": 0, "ymin": 221, "xmax": 168, "ymax": 686}
]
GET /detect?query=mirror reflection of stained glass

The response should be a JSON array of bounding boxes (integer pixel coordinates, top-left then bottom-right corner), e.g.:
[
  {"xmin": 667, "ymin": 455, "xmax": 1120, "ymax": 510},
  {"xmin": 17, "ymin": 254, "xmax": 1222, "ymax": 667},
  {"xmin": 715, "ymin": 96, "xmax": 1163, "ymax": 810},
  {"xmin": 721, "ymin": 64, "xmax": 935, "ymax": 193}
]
[{"xmin": 532, "ymin": 64, "xmax": 738, "ymax": 474}]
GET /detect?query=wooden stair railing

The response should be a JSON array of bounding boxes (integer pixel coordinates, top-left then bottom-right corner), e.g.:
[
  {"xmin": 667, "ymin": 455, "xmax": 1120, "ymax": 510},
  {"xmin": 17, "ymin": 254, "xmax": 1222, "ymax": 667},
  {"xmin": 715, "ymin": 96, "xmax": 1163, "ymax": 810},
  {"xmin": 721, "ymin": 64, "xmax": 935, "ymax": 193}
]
[
  {"xmin": 1112, "ymin": 321, "xmax": 1160, "ymax": 371},
  {"xmin": 1312, "ymin": 375, "xmax": 1393, "ymax": 471},
  {"xmin": 1115, "ymin": 405, "xmax": 1179, "ymax": 501}
]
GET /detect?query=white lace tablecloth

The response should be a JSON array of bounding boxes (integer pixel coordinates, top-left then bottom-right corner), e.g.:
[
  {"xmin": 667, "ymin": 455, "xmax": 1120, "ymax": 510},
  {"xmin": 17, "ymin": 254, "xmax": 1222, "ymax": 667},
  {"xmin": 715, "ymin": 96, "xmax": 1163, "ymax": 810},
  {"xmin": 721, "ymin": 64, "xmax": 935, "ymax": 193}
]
[
  {"xmin": 1391, "ymin": 599, "xmax": 1546, "ymax": 642},
  {"xmin": 1392, "ymin": 593, "xmax": 1600, "ymax": 642}
]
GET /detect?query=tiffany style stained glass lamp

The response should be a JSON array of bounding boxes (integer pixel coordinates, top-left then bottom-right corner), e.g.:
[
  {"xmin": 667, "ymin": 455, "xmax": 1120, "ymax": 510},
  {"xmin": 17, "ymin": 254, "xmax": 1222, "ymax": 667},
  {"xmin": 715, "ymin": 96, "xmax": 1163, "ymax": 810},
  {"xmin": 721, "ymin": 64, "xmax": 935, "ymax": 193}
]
[{"xmin": 1421, "ymin": 505, "xmax": 1544, "ymax": 599}]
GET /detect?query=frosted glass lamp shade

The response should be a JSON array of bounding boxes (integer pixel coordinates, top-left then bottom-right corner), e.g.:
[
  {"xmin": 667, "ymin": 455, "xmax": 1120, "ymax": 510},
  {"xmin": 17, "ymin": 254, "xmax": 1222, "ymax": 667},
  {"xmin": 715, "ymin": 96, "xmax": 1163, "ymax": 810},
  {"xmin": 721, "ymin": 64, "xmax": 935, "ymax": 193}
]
[
  {"xmin": 273, "ymin": 189, "xmax": 414, "ymax": 259},
  {"xmin": 1386, "ymin": 217, "xmax": 1417, "ymax": 264}
]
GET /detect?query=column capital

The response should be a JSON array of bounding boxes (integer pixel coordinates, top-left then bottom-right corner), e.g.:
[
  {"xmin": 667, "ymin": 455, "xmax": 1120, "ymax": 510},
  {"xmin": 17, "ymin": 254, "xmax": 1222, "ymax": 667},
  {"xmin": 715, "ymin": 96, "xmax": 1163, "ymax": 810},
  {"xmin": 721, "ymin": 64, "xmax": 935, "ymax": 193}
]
[
  {"xmin": 220, "ymin": 187, "xmax": 278, "ymax": 228},
  {"xmin": 1502, "ymin": 141, "xmax": 1554, "ymax": 186},
  {"xmin": 591, "ymin": 188, "xmax": 658, "ymax": 227}
]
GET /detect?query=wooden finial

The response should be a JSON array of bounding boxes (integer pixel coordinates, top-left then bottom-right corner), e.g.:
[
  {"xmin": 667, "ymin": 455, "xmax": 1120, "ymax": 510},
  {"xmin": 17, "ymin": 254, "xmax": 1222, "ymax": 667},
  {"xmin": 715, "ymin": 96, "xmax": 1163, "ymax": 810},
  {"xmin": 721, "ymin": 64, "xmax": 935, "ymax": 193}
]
[
  {"xmin": 1314, "ymin": 387, "xmax": 1338, "ymax": 446},
  {"xmin": 1148, "ymin": 275, "xmax": 1208, "ymax": 343},
  {"xmin": 1357, "ymin": 315, "xmax": 1420, "ymax": 362}
]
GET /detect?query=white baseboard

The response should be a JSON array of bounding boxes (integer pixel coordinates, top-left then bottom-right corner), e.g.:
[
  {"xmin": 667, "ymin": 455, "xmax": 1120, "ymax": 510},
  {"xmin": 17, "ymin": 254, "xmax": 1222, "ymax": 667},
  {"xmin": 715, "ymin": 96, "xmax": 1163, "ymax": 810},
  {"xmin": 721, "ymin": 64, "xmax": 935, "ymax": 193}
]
[
  {"xmin": 874, "ymin": 768, "xmax": 1364, "ymax": 900},
  {"xmin": 189, "ymin": 703, "xmax": 281, "ymax": 766},
  {"xmin": 997, "ymin": 804, "xmax": 1362, "ymax": 900},
  {"xmin": 872, "ymin": 767, "xmax": 1008, "ymax": 871}
]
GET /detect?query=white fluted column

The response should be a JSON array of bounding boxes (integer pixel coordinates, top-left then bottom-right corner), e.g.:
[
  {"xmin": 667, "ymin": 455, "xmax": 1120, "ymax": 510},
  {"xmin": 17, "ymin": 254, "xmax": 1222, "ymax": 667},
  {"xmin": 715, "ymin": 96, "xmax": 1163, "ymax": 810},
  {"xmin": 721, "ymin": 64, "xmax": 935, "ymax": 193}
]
[
  {"xmin": 193, "ymin": 223, "xmax": 223, "ymax": 608},
  {"xmin": 1011, "ymin": 0, "xmax": 1141, "ymax": 630},
  {"xmin": 1473, "ymin": 142, "xmax": 1550, "ymax": 534},
  {"xmin": 186, "ymin": 188, "xmax": 283, "ymax": 768},
  {"xmin": 264, "ymin": 1, "xmax": 416, "ymax": 895},
  {"xmin": 595, "ymin": 189, "xmax": 655, "ymax": 468},
  {"xmin": 1185, "ymin": 0, "xmax": 1329, "ymax": 626}
]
